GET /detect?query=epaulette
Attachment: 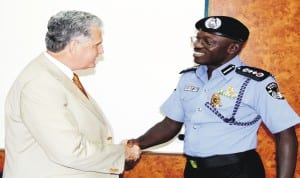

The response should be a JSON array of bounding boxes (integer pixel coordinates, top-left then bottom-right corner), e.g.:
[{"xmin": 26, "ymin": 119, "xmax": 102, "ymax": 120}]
[
  {"xmin": 179, "ymin": 65, "xmax": 199, "ymax": 74},
  {"xmin": 235, "ymin": 66, "xmax": 270, "ymax": 81}
]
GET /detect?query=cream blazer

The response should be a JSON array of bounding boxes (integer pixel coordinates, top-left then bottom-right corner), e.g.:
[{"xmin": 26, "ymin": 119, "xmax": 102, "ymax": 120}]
[{"xmin": 3, "ymin": 53, "xmax": 125, "ymax": 178}]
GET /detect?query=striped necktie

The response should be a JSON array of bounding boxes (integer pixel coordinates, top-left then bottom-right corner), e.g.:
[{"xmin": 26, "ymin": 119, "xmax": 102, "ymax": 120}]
[{"xmin": 72, "ymin": 73, "xmax": 88, "ymax": 98}]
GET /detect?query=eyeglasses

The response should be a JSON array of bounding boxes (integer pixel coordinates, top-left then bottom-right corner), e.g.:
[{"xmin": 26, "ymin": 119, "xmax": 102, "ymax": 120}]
[{"xmin": 190, "ymin": 36, "xmax": 217, "ymax": 48}]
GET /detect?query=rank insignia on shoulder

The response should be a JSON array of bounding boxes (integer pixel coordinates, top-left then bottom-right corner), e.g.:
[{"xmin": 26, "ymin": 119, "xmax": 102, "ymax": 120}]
[
  {"xmin": 266, "ymin": 82, "xmax": 285, "ymax": 100},
  {"xmin": 235, "ymin": 66, "xmax": 270, "ymax": 81},
  {"xmin": 179, "ymin": 65, "xmax": 199, "ymax": 74}
]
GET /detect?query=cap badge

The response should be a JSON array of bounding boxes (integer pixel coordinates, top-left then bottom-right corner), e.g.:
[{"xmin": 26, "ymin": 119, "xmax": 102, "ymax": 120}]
[
  {"xmin": 211, "ymin": 93, "xmax": 221, "ymax": 107},
  {"xmin": 205, "ymin": 17, "xmax": 222, "ymax": 29}
]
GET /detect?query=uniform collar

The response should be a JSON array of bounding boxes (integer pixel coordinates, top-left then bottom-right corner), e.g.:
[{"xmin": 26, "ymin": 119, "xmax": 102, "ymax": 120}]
[{"xmin": 196, "ymin": 55, "xmax": 244, "ymax": 80}]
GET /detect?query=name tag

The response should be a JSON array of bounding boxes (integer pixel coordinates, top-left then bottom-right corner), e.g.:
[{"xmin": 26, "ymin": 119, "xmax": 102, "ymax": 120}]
[{"xmin": 184, "ymin": 86, "xmax": 199, "ymax": 92}]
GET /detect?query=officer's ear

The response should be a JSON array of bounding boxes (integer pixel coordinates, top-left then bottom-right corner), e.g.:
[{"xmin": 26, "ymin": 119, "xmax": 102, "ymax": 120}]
[{"xmin": 227, "ymin": 41, "xmax": 243, "ymax": 54}]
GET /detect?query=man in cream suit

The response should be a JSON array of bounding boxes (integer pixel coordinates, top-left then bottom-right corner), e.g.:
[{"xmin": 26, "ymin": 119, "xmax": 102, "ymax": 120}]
[{"xmin": 3, "ymin": 10, "xmax": 140, "ymax": 178}]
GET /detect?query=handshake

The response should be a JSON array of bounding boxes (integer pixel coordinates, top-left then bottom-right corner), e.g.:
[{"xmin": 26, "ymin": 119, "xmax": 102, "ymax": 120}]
[{"xmin": 121, "ymin": 139, "xmax": 141, "ymax": 170}]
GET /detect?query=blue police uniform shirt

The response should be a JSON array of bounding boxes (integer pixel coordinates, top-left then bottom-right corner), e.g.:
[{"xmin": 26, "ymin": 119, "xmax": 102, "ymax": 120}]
[{"xmin": 160, "ymin": 55, "xmax": 300, "ymax": 157}]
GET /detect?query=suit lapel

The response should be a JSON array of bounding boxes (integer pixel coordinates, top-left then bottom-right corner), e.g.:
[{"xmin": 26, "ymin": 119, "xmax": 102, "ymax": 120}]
[{"xmin": 37, "ymin": 54, "xmax": 103, "ymax": 119}]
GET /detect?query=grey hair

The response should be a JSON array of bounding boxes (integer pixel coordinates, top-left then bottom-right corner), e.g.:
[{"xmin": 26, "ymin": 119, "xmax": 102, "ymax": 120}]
[{"xmin": 45, "ymin": 10, "xmax": 102, "ymax": 52}]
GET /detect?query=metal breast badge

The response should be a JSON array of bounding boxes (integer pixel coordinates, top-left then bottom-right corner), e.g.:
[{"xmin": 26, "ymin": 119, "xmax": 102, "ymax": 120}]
[{"xmin": 211, "ymin": 93, "xmax": 221, "ymax": 107}]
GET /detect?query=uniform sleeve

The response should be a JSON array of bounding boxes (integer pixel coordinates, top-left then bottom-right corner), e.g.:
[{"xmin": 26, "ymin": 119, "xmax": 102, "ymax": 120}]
[
  {"xmin": 253, "ymin": 77, "xmax": 300, "ymax": 134},
  {"xmin": 160, "ymin": 76, "xmax": 185, "ymax": 122}
]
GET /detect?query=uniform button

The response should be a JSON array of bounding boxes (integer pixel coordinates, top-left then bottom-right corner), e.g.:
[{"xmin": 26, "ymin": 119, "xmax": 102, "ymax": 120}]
[
  {"xmin": 196, "ymin": 108, "xmax": 202, "ymax": 112},
  {"xmin": 193, "ymin": 125, "xmax": 197, "ymax": 129},
  {"xmin": 204, "ymin": 89, "xmax": 208, "ymax": 93},
  {"xmin": 107, "ymin": 136, "xmax": 112, "ymax": 140}
]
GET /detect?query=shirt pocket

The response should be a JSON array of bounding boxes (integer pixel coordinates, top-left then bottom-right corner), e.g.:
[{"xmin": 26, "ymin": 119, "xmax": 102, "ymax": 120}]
[
  {"xmin": 205, "ymin": 94, "xmax": 237, "ymax": 120},
  {"xmin": 181, "ymin": 90, "xmax": 201, "ymax": 114},
  {"xmin": 217, "ymin": 95, "xmax": 237, "ymax": 109}
]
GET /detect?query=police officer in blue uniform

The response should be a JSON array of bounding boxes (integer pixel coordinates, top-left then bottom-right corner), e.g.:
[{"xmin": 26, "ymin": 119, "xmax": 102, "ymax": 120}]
[{"xmin": 128, "ymin": 16, "xmax": 299, "ymax": 178}]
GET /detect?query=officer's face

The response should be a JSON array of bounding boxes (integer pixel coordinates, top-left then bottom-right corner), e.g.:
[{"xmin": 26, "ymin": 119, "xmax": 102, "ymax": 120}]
[{"xmin": 191, "ymin": 31, "xmax": 237, "ymax": 67}]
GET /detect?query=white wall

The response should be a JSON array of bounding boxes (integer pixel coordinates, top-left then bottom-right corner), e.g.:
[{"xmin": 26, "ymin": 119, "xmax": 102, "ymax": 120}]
[{"xmin": 0, "ymin": 0, "xmax": 205, "ymax": 152}]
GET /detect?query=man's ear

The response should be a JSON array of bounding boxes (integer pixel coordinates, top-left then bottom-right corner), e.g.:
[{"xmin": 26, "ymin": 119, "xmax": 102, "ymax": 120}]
[
  {"xmin": 227, "ymin": 42, "xmax": 242, "ymax": 54},
  {"xmin": 67, "ymin": 40, "xmax": 78, "ymax": 55}
]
